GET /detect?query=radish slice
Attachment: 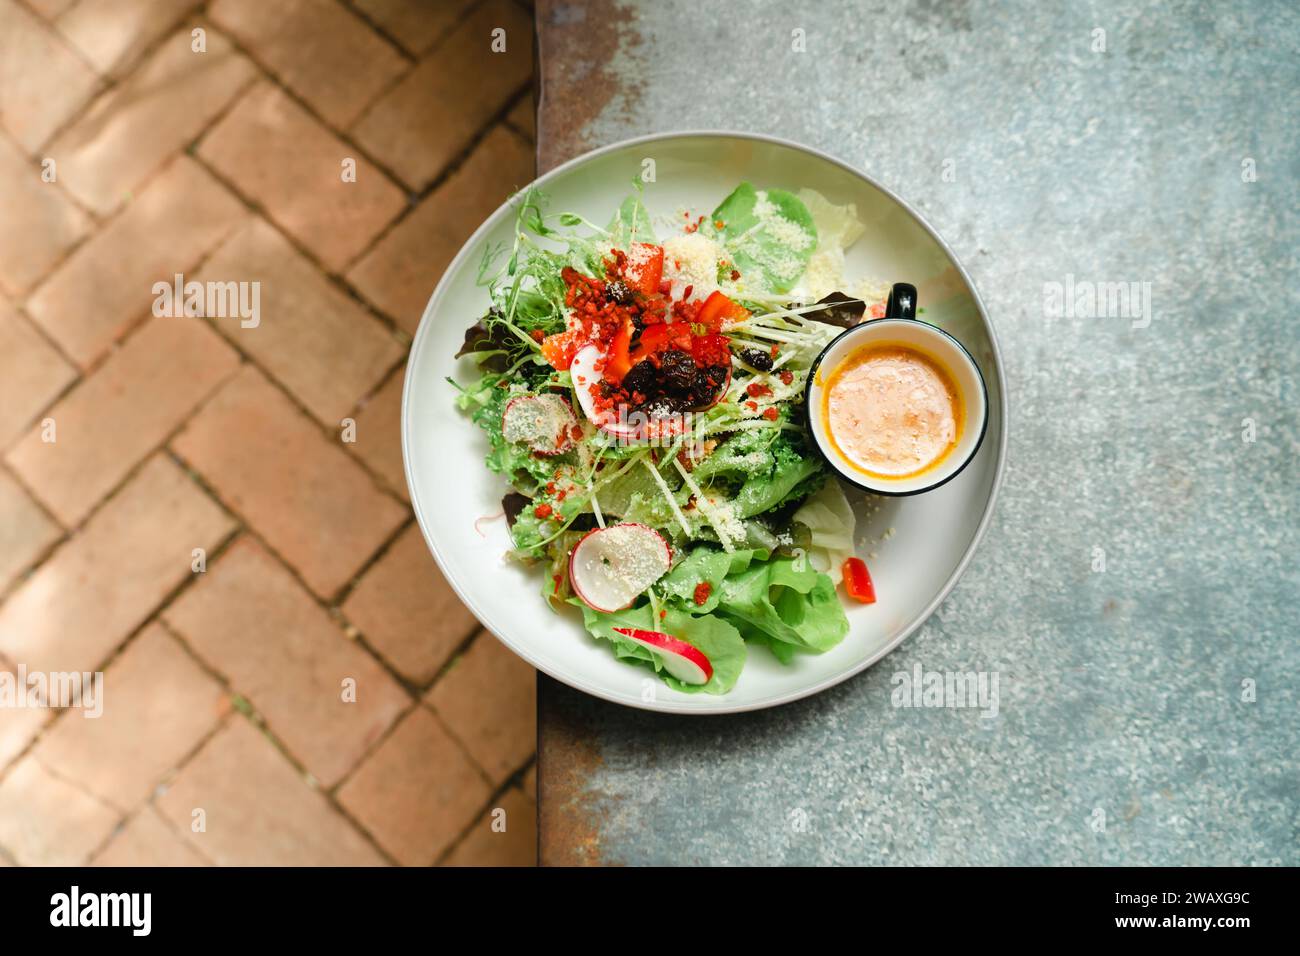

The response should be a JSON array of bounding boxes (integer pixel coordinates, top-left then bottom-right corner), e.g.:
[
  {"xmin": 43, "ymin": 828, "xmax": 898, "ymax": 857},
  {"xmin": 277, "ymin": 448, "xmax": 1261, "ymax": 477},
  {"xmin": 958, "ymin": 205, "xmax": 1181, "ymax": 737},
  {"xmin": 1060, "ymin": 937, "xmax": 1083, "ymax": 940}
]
[
  {"xmin": 569, "ymin": 344, "xmax": 605, "ymax": 422},
  {"xmin": 569, "ymin": 523, "xmax": 671, "ymax": 612},
  {"xmin": 570, "ymin": 344, "xmax": 628, "ymax": 435},
  {"xmin": 570, "ymin": 345, "xmax": 640, "ymax": 440},
  {"xmin": 614, "ymin": 628, "xmax": 713, "ymax": 685},
  {"xmin": 502, "ymin": 393, "xmax": 577, "ymax": 456}
]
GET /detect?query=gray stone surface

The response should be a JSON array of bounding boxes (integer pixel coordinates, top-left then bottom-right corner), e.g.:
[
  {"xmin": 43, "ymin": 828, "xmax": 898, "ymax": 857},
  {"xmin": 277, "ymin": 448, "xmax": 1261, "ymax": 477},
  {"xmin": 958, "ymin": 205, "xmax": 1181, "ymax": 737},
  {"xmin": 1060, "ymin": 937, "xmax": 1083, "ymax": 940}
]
[{"xmin": 541, "ymin": 0, "xmax": 1298, "ymax": 864}]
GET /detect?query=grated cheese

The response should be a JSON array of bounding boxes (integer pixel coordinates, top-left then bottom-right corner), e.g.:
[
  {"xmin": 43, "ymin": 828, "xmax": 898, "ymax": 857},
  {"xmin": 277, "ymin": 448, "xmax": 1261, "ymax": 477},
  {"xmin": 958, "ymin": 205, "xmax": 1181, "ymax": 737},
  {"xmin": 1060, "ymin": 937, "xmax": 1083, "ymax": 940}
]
[
  {"xmin": 710, "ymin": 500, "xmax": 747, "ymax": 551},
  {"xmin": 625, "ymin": 242, "xmax": 656, "ymax": 270},
  {"xmin": 662, "ymin": 233, "xmax": 723, "ymax": 302},
  {"xmin": 801, "ymin": 247, "xmax": 847, "ymax": 300},
  {"xmin": 762, "ymin": 215, "xmax": 816, "ymax": 252},
  {"xmin": 572, "ymin": 524, "xmax": 669, "ymax": 595},
  {"xmin": 850, "ymin": 276, "xmax": 892, "ymax": 306}
]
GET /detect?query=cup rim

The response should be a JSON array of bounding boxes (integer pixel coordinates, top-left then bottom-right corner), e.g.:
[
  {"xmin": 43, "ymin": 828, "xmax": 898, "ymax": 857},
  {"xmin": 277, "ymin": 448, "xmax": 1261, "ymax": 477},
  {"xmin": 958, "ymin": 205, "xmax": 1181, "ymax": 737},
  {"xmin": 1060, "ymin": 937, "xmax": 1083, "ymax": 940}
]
[{"xmin": 803, "ymin": 317, "xmax": 990, "ymax": 497}]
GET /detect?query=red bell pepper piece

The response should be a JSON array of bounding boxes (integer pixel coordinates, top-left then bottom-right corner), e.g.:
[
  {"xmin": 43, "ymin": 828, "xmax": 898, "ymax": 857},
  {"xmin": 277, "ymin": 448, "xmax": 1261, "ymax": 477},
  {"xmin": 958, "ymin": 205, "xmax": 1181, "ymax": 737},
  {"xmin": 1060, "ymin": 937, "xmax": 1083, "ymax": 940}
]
[
  {"xmin": 696, "ymin": 290, "xmax": 750, "ymax": 330},
  {"xmin": 842, "ymin": 557, "xmax": 876, "ymax": 604},
  {"xmin": 540, "ymin": 330, "xmax": 582, "ymax": 370},
  {"xmin": 629, "ymin": 321, "xmax": 692, "ymax": 364},
  {"xmin": 623, "ymin": 243, "xmax": 664, "ymax": 296},
  {"xmin": 603, "ymin": 317, "xmax": 634, "ymax": 383}
]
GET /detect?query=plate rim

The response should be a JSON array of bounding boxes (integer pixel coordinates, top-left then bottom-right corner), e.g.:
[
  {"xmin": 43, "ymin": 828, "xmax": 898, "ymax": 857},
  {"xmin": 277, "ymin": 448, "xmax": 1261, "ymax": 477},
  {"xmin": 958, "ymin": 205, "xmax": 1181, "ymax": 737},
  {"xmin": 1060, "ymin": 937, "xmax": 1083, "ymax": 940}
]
[{"xmin": 401, "ymin": 128, "xmax": 1009, "ymax": 715}]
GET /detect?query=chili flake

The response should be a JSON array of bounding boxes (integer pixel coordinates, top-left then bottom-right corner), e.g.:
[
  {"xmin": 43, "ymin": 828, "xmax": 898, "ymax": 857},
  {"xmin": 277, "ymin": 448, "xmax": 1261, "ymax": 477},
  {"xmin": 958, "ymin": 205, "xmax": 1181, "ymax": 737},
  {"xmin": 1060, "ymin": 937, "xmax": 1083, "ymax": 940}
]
[
  {"xmin": 533, "ymin": 503, "xmax": 553, "ymax": 519},
  {"xmin": 693, "ymin": 582, "xmax": 712, "ymax": 605}
]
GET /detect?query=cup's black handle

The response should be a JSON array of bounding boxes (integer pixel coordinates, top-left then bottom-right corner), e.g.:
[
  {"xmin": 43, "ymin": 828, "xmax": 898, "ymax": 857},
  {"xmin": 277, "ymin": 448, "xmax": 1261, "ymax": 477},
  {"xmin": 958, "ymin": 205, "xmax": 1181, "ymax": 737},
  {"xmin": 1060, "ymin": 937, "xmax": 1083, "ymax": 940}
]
[{"xmin": 885, "ymin": 283, "xmax": 917, "ymax": 320}]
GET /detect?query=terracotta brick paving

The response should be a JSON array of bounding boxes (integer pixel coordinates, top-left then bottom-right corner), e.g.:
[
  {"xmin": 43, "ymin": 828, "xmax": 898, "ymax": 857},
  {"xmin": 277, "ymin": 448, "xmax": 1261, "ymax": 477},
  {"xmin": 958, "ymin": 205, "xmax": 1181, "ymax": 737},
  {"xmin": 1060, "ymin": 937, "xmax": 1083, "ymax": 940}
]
[
  {"xmin": 91, "ymin": 805, "xmax": 210, "ymax": 867},
  {"xmin": 0, "ymin": 0, "xmax": 101, "ymax": 152},
  {"xmin": 209, "ymin": 0, "xmax": 407, "ymax": 130},
  {"xmin": 0, "ymin": 132, "xmax": 91, "ymax": 297},
  {"xmin": 53, "ymin": 0, "xmax": 201, "ymax": 79},
  {"xmin": 7, "ymin": 313, "xmax": 241, "ymax": 526},
  {"xmin": 0, "ymin": 755, "xmax": 119, "ymax": 865},
  {"xmin": 345, "ymin": 362, "xmax": 408, "ymax": 500},
  {"xmin": 0, "ymin": 0, "xmax": 538, "ymax": 867},
  {"xmin": 427, "ymin": 630, "xmax": 536, "ymax": 787},
  {"xmin": 354, "ymin": 0, "xmax": 470, "ymax": 57},
  {"xmin": 351, "ymin": 0, "xmax": 532, "ymax": 191},
  {"xmin": 193, "ymin": 217, "xmax": 403, "ymax": 425},
  {"xmin": 341, "ymin": 523, "xmax": 479, "ymax": 685},
  {"xmin": 163, "ymin": 536, "xmax": 410, "ymax": 788},
  {"xmin": 0, "ymin": 471, "xmax": 60, "ymax": 594},
  {"xmin": 442, "ymin": 785, "xmax": 536, "ymax": 867},
  {"xmin": 0, "ymin": 297, "xmax": 78, "ymax": 449},
  {"xmin": 27, "ymin": 154, "xmax": 249, "ymax": 368},
  {"xmin": 31, "ymin": 622, "xmax": 228, "ymax": 811},
  {"xmin": 336, "ymin": 705, "xmax": 491, "ymax": 866},
  {"xmin": 47, "ymin": 20, "xmax": 256, "ymax": 217},
  {"xmin": 198, "ymin": 81, "xmax": 406, "ymax": 271}
]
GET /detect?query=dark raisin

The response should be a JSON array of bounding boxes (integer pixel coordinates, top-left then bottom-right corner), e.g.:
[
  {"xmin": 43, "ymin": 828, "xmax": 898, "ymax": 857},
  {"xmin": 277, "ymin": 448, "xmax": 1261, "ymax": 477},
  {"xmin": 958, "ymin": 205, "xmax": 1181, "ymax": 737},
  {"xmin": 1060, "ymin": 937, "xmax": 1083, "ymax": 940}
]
[
  {"xmin": 605, "ymin": 279, "xmax": 635, "ymax": 305},
  {"xmin": 740, "ymin": 348, "xmax": 773, "ymax": 371},
  {"xmin": 620, "ymin": 359, "xmax": 657, "ymax": 397},
  {"xmin": 683, "ymin": 364, "xmax": 729, "ymax": 407},
  {"xmin": 658, "ymin": 349, "xmax": 697, "ymax": 393}
]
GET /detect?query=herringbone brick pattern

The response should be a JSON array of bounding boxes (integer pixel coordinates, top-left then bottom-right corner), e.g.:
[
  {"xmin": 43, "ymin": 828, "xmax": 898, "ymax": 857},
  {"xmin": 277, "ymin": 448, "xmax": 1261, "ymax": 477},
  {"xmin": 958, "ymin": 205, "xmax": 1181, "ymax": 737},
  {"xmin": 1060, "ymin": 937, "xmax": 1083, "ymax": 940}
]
[{"xmin": 0, "ymin": 0, "xmax": 537, "ymax": 867}]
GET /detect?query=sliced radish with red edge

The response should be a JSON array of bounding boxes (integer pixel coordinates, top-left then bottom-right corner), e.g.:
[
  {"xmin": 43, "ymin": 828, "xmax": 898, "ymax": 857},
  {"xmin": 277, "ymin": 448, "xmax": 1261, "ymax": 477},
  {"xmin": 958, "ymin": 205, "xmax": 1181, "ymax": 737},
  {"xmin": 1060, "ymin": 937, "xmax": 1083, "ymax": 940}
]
[
  {"xmin": 613, "ymin": 628, "xmax": 713, "ymax": 685},
  {"xmin": 568, "ymin": 523, "xmax": 671, "ymax": 612}
]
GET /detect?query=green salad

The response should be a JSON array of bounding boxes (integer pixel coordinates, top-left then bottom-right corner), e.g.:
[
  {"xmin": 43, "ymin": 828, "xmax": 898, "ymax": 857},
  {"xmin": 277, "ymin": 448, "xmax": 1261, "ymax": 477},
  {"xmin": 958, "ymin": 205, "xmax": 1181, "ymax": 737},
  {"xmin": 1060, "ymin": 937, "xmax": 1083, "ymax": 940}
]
[{"xmin": 451, "ymin": 180, "xmax": 885, "ymax": 694}]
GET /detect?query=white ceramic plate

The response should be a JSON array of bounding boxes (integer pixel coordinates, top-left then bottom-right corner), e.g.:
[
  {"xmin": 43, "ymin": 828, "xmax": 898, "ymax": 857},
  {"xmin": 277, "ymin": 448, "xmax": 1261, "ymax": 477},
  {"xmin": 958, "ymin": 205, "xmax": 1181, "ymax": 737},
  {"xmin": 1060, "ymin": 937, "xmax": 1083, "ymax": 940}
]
[{"xmin": 402, "ymin": 132, "xmax": 1006, "ymax": 715}]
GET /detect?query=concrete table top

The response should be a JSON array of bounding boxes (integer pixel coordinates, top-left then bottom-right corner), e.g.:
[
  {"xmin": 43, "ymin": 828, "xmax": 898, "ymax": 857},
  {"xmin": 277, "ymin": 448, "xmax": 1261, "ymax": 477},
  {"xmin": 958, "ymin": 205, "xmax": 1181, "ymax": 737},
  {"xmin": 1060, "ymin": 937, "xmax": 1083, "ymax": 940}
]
[{"xmin": 534, "ymin": 0, "xmax": 1298, "ymax": 865}]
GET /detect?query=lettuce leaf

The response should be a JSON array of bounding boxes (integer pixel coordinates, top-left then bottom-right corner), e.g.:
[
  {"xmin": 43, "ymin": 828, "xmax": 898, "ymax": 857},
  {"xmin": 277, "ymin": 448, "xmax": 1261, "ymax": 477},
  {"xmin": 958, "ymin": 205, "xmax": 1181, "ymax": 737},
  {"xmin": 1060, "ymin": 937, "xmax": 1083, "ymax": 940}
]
[
  {"xmin": 705, "ymin": 183, "xmax": 817, "ymax": 294},
  {"xmin": 690, "ymin": 428, "xmax": 781, "ymax": 483},
  {"xmin": 690, "ymin": 429, "xmax": 825, "ymax": 520},
  {"xmin": 734, "ymin": 627, "xmax": 798, "ymax": 665},
  {"xmin": 659, "ymin": 547, "xmax": 762, "ymax": 612},
  {"xmin": 608, "ymin": 188, "xmax": 656, "ymax": 248},
  {"xmin": 715, "ymin": 555, "xmax": 848, "ymax": 653},
  {"xmin": 732, "ymin": 447, "xmax": 823, "ymax": 518},
  {"xmin": 796, "ymin": 188, "xmax": 865, "ymax": 251},
  {"xmin": 790, "ymin": 479, "xmax": 857, "ymax": 585},
  {"xmin": 658, "ymin": 546, "xmax": 850, "ymax": 661}
]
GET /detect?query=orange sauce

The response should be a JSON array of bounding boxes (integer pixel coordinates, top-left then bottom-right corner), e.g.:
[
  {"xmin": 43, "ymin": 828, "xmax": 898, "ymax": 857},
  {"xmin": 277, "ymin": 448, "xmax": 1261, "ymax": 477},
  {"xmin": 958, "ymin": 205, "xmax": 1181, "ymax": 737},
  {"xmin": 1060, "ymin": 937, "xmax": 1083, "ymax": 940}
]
[{"xmin": 822, "ymin": 342, "xmax": 963, "ymax": 480}]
